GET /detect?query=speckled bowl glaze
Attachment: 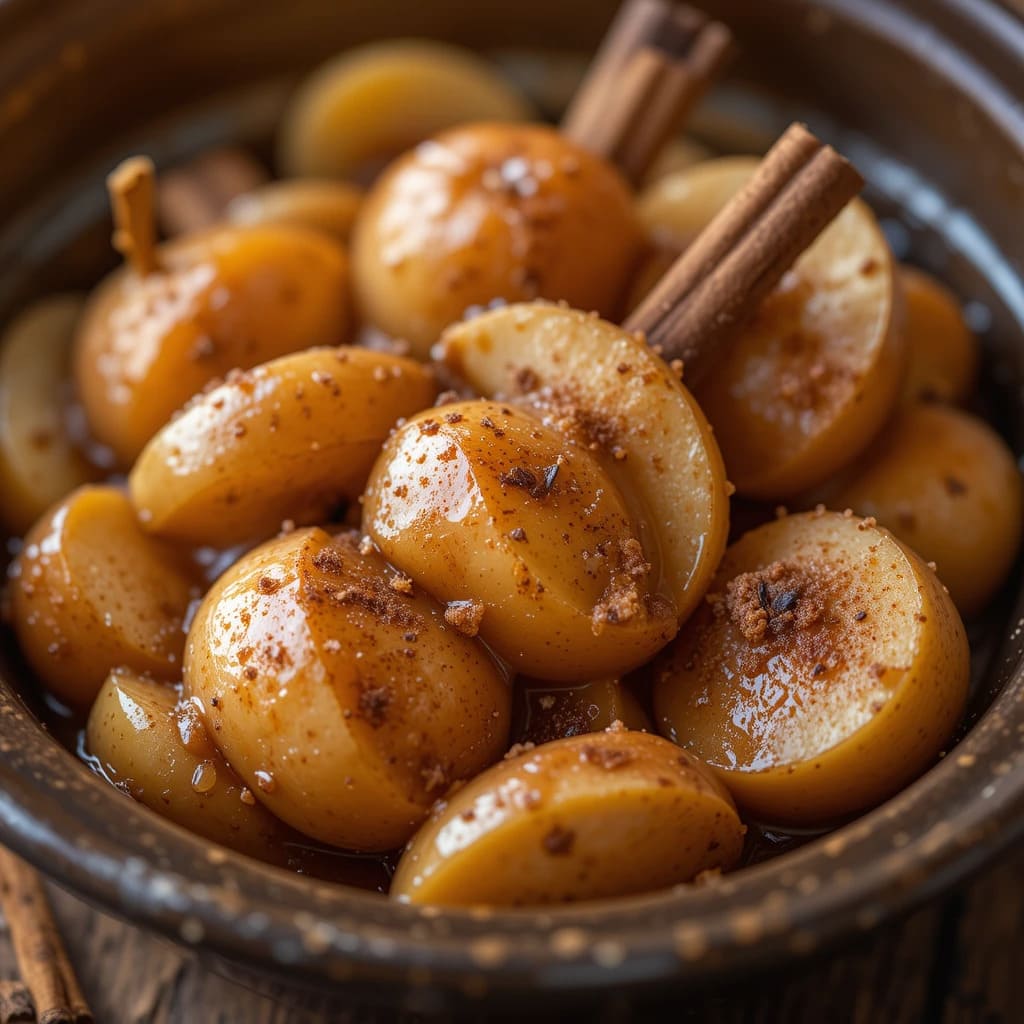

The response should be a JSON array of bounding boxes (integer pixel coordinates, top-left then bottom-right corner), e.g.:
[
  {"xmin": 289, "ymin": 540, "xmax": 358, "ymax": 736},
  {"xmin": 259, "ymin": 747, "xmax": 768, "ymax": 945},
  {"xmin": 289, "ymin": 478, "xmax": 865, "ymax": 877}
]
[{"xmin": 1, "ymin": 0, "xmax": 1023, "ymax": 1015}]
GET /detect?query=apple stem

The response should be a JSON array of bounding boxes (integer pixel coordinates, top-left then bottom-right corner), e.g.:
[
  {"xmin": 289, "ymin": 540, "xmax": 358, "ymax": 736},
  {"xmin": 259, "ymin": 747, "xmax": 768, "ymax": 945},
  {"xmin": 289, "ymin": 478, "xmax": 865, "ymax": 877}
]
[{"xmin": 107, "ymin": 156, "xmax": 159, "ymax": 276}]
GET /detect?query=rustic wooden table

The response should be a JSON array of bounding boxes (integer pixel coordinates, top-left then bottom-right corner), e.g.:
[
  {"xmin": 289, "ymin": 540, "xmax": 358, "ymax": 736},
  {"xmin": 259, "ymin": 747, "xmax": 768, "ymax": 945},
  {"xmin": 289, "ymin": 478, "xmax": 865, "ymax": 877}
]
[{"xmin": 0, "ymin": 847, "xmax": 1020, "ymax": 1023}]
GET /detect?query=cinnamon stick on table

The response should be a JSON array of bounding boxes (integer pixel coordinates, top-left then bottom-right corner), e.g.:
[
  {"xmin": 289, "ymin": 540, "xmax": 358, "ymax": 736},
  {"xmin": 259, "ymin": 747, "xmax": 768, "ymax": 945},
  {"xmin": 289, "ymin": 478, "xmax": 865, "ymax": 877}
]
[
  {"xmin": 562, "ymin": 0, "xmax": 733, "ymax": 184},
  {"xmin": 0, "ymin": 847, "xmax": 92, "ymax": 1024},
  {"xmin": 624, "ymin": 122, "xmax": 864, "ymax": 383},
  {"xmin": 0, "ymin": 980, "xmax": 34, "ymax": 1023}
]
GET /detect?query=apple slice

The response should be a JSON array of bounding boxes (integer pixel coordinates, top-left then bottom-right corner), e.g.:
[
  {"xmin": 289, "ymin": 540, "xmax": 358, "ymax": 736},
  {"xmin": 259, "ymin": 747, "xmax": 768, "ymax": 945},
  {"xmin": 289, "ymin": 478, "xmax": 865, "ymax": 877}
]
[
  {"xmin": 439, "ymin": 302, "xmax": 730, "ymax": 630},
  {"xmin": 654, "ymin": 510, "xmax": 970, "ymax": 824},
  {"xmin": 638, "ymin": 157, "xmax": 904, "ymax": 499}
]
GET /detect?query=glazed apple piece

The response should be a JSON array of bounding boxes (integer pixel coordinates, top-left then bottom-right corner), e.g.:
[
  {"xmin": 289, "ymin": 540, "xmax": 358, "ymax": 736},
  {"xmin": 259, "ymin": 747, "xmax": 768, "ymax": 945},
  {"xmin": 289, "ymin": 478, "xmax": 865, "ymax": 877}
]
[
  {"xmin": 898, "ymin": 265, "xmax": 979, "ymax": 405},
  {"xmin": 364, "ymin": 304, "xmax": 729, "ymax": 681},
  {"xmin": 511, "ymin": 677, "xmax": 651, "ymax": 746},
  {"xmin": 225, "ymin": 179, "xmax": 364, "ymax": 243},
  {"xmin": 87, "ymin": 669, "xmax": 298, "ymax": 862},
  {"xmin": 278, "ymin": 40, "xmax": 531, "ymax": 181},
  {"xmin": 811, "ymin": 403, "xmax": 1023, "ymax": 617},
  {"xmin": 637, "ymin": 156, "xmax": 904, "ymax": 499},
  {"xmin": 184, "ymin": 529, "xmax": 510, "ymax": 852},
  {"xmin": 130, "ymin": 347, "xmax": 436, "ymax": 547},
  {"xmin": 0, "ymin": 295, "xmax": 97, "ymax": 533},
  {"xmin": 351, "ymin": 124, "xmax": 643, "ymax": 356},
  {"xmin": 363, "ymin": 399, "xmax": 677, "ymax": 681},
  {"xmin": 390, "ymin": 730, "xmax": 744, "ymax": 906},
  {"xmin": 74, "ymin": 158, "xmax": 351, "ymax": 466},
  {"xmin": 9, "ymin": 486, "xmax": 198, "ymax": 707},
  {"xmin": 438, "ymin": 303, "xmax": 729, "ymax": 621},
  {"xmin": 654, "ymin": 511, "xmax": 970, "ymax": 824}
]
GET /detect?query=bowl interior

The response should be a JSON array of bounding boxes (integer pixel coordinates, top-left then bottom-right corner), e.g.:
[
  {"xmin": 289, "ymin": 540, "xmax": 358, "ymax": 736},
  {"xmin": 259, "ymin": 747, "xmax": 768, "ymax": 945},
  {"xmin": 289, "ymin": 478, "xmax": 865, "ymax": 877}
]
[{"xmin": 0, "ymin": 0, "xmax": 1023, "ymax": 1010}]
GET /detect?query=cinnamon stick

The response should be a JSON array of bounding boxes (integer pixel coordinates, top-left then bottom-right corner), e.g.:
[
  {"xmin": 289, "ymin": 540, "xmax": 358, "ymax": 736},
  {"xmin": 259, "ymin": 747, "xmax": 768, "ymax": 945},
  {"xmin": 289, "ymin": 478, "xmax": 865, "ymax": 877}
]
[
  {"xmin": 0, "ymin": 848, "xmax": 92, "ymax": 1024},
  {"xmin": 107, "ymin": 156, "xmax": 158, "ymax": 277},
  {"xmin": 562, "ymin": 0, "xmax": 733, "ymax": 184},
  {"xmin": 157, "ymin": 146, "xmax": 268, "ymax": 236},
  {"xmin": 624, "ymin": 122, "xmax": 864, "ymax": 383},
  {"xmin": 0, "ymin": 980, "xmax": 34, "ymax": 1023}
]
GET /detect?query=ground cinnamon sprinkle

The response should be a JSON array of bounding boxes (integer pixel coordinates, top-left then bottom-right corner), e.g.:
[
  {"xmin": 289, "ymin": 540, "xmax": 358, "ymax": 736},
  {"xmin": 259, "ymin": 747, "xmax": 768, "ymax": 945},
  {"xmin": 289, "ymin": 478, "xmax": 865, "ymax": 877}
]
[
  {"xmin": 312, "ymin": 546, "xmax": 344, "ymax": 575},
  {"xmin": 540, "ymin": 381, "xmax": 623, "ymax": 452},
  {"xmin": 358, "ymin": 684, "xmax": 392, "ymax": 727},
  {"xmin": 444, "ymin": 599, "xmax": 485, "ymax": 637},
  {"xmin": 722, "ymin": 560, "xmax": 825, "ymax": 644},
  {"xmin": 542, "ymin": 825, "xmax": 576, "ymax": 855}
]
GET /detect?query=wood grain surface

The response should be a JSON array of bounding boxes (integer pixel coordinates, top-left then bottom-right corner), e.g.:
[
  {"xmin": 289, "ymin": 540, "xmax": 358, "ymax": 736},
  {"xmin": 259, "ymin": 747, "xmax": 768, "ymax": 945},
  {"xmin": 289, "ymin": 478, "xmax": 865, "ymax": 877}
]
[{"xmin": 0, "ymin": 848, "xmax": 1020, "ymax": 1023}]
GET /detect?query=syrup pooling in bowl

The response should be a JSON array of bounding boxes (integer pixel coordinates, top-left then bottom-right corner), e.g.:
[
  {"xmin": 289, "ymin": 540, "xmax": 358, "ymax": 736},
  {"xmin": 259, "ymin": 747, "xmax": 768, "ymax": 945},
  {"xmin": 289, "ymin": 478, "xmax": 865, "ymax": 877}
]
[{"xmin": 2, "ymin": 19, "xmax": 1015, "ymax": 905}]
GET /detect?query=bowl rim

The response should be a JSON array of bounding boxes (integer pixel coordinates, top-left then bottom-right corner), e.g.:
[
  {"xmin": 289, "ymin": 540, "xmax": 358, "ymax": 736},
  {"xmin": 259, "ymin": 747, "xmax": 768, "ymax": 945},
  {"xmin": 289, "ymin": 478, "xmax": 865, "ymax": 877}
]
[{"xmin": 0, "ymin": 0, "xmax": 1023, "ymax": 1008}]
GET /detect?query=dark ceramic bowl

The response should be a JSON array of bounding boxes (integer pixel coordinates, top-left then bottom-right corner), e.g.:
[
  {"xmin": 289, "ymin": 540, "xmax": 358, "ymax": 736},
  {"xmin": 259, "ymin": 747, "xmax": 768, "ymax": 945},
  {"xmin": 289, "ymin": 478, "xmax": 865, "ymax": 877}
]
[{"xmin": 1, "ymin": 0, "xmax": 1023, "ymax": 1015}]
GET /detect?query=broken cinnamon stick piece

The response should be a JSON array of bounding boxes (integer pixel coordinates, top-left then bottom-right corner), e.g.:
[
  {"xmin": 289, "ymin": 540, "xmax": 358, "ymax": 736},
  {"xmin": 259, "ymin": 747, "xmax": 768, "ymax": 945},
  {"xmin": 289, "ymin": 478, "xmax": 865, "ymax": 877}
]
[
  {"xmin": 0, "ymin": 848, "xmax": 92, "ymax": 1024},
  {"xmin": 624, "ymin": 122, "xmax": 864, "ymax": 382},
  {"xmin": 157, "ymin": 146, "xmax": 268, "ymax": 236},
  {"xmin": 0, "ymin": 980, "xmax": 34, "ymax": 1023},
  {"xmin": 562, "ymin": 0, "xmax": 733, "ymax": 184},
  {"xmin": 107, "ymin": 157, "xmax": 158, "ymax": 277}
]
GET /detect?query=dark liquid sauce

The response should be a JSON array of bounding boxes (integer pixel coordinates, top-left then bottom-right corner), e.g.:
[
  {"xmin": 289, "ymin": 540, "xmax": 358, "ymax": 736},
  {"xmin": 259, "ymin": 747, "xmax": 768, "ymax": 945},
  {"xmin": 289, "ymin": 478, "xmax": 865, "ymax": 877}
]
[{"xmin": 3, "ymin": 64, "xmax": 1022, "ymax": 895}]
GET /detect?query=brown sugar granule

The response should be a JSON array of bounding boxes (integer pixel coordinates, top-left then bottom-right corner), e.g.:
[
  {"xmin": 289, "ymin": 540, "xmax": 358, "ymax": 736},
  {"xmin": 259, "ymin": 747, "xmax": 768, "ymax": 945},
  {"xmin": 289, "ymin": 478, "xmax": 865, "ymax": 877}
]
[
  {"xmin": 243, "ymin": 666, "xmax": 258, "ymax": 680},
  {"xmin": 619, "ymin": 537, "xmax": 651, "ymax": 579},
  {"xmin": 389, "ymin": 574, "xmax": 414, "ymax": 596},
  {"xmin": 542, "ymin": 825, "xmax": 576, "ymax": 856},
  {"xmin": 418, "ymin": 419, "xmax": 440, "ymax": 436},
  {"xmin": 444, "ymin": 411, "xmax": 464, "ymax": 424},
  {"xmin": 723, "ymin": 560, "xmax": 825, "ymax": 645},
  {"xmin": 593, "ymin": 582, "xmax": 641, "ymax": 630},
  {"xmin": 499, "ymin": 466, "xmax": 538, "ymax": 491},
  {"xmin": 592, "ymin": 538, "xmax": 654, "ymax": 632},
  {"xmin": 505, "ymin": 741, "xmax": 536, "ymax": 760},
  {"xmin": 444, "ymin": 599, "xmax": 485, "ymax": 637},
  {"xmin": 509, "ymin": 527, "xmax": 528, "ymax": 542},
  {"xmin": 580, "ymin": 744, "xmax": 634, "ymax": 770},
  {"xmin": 358, "ymin": 685, "xmax": 392, "ymax": 728}
]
